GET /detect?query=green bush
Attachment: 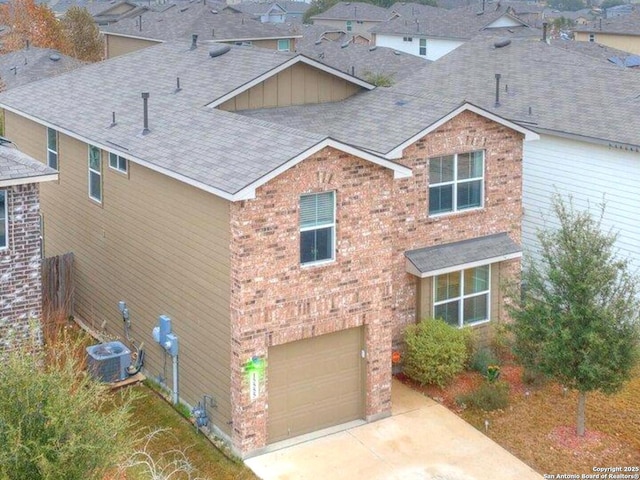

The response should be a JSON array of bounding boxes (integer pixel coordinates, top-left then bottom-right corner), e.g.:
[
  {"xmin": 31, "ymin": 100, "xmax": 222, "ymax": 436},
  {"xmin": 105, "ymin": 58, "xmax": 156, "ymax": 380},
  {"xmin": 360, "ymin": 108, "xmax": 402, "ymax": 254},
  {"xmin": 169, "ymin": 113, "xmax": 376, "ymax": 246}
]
[
  {"xmin": 403, "ymin": 318, "xmax": 469, "ymax": 388},
  {"xmin": 521, "ymin": 367, "xmax": 548, "ymax": 388},
  {"xmin": 457, "ymin": 381, "xmax": 509, "ymax": 411},
  {"xmin": 469, "ymin": 347, "xmax": 499, "ymax": 375},
  {"xmin": 0, "ymin": 331, "xmax": 136, "ymax": 480}
]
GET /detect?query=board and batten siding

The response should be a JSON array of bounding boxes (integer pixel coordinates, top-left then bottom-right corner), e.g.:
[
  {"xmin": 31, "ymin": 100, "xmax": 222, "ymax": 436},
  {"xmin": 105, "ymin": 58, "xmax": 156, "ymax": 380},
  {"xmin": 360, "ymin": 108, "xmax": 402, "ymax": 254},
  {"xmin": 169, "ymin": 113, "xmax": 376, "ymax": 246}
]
[
  {"xmin": 523, "ymin": 134, "xmax": 640, "ymax": 273},
  {"xmin": 218, "ymin": 62, "xmax": 361, "ymax": 111},
  {"xmin": 4, "ymin": 110, "xmax": 233, "ymax": 436},
  {"xmin": 104, "ymin": 34, "xmax": 161, "ymax": 59}
]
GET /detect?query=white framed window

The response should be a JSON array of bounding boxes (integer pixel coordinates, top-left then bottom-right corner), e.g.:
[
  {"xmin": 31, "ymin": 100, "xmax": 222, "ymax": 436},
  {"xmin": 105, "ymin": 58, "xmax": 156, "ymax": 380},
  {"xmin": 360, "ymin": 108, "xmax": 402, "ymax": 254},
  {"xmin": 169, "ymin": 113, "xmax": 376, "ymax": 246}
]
[
  {"xmin": 588, "ymin": 33, "xmax": 595, "ymax": 42},
  {"xmin": 88, "ymin": 145, "xmax": 102, "ymax": 203},
  {"xmin": 419, "ymin": 38, "xmax": 427, "ymax": 56},
  {"xmin": 429, "ymin": 150, "xmax": 484, "ymax": 215},
  {"xmin": 433, "ymin": 265, "xmax": 490, "ymax": 327},
  {"xmin": 0, "ymin": 189, "xmax": 7, "ymax": 249},
  {"xmin": 109, "ymin": 152, "xmax": 128, "ymax": 174},
  {"xmin": 47, "ymin": 127, "xmax": 58, "ymax": 170},
  {"xmin": 300, "ymin": 191, "xmax": 335, "ymax": 265},
  {"xmin": 403, "ymin": 36, "xmax": 413, "ymax": 42},
  {"xmin": 277, "ymin": 39, "xmax": 290, "ymax": 52},
  {"xmin": 346, "ymin": 20, "xmax": 352, "ymax": 31}
]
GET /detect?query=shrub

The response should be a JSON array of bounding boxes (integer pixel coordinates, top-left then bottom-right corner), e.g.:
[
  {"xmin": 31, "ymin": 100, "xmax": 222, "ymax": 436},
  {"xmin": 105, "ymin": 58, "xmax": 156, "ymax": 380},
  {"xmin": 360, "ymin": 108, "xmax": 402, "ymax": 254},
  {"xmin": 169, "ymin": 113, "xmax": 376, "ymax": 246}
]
[
  {"xmin": 489, "ymin": 323, "xmax": 514, "ymax": 362},
  {"xmin": 457, "ymin": 381, "xmax": 509, "ymax": 411},
  {"xmin": 0, "ymin": 323, "xmax": 136, "ymax": 480},
  {"xmin": 469, "ymin": 347, "xmax": 499, "ymax": 375},
  {"xmin": 403, "ymin": 318, "xmax": 469, "ymax": 388},
  {"xmin": 521, "ymin": 367, "xmax": 548, "ymax": 388}
]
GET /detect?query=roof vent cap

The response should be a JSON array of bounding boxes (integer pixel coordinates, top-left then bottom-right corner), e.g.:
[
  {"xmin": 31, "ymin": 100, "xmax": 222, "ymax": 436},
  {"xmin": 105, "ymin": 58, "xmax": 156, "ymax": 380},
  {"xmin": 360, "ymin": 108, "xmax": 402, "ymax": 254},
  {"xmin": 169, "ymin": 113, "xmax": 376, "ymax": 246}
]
[
  {"xmin": 49, "ymin": 52, "xmax": 61, "ymax": 61},
  {"xmin": 209, "ymin": 44, "xmax": 231, "ymax": 58},
  {"xmin": 494, "ymin": 38, "xmax": 511, "ymax": 48}
]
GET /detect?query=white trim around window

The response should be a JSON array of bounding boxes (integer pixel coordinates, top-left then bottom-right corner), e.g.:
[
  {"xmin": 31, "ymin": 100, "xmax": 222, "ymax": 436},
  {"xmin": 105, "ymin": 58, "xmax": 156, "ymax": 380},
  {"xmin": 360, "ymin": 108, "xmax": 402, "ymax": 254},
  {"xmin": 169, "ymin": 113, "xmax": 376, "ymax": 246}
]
[
  {"xmin": 433, "ymin": 264, "xmax": 491, "ymax": 328},
  {"xmin": 428, "ymin": 150, "xmax": 484, "ymax": 216},
  {"xmin": 299, "ymin": 191, "xmax": 335, "ymax": 266},
  {"xmin": 109, "ymin": 152, "xmax": 128, "ymax": 174},
  {"xmin": 88, "ymin": 145, "xmax": 102, "ymax": 203},
  {"xmin": 0, "ymin": 189, "xmax": 7, "ymax": 250},
  {"xmin": 47, "ymin": 127, "xmax": 58, "ymax": 170},
  {"xmin": 277, "ymin": 38, "xmax": 291, "ymax": 52}
]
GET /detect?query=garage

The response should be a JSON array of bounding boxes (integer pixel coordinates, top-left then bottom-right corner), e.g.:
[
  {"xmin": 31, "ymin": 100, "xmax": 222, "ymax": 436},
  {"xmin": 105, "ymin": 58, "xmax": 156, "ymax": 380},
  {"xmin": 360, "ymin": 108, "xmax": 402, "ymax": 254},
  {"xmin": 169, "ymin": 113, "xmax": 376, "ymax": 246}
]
[{"xmin": 267, "ymin": 327, "xmax": 366, "ymax": 443}]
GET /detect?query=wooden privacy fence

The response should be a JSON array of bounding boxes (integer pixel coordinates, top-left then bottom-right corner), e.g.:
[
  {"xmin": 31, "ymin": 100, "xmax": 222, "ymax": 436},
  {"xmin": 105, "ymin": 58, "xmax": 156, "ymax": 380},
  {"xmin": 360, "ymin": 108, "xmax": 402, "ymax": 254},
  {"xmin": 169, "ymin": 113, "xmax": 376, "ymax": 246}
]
[{"xmin": 42, "ymin": 252, "xmax": 75, "ymax": 319}]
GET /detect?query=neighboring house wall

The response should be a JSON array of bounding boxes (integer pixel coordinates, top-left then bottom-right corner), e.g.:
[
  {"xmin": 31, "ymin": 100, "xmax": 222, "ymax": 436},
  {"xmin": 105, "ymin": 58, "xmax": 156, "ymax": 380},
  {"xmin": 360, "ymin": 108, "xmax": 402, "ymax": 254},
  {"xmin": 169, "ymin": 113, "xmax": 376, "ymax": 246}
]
[
  {"xmin": 487, "ymin": 16, "xmax": 523, "ymax": 28},
  {"xmin": 0, "ymin": 183, "xmax": 43, "ymax": 351},
  {"xmin": 218, "ymin": 63, "xmax": 362, "ymax": 111},
  {"xmin": 374, "ymin": 34, "xmax": 463, "ymax": 61},
  {"xmin": 228, "ymin": 109, "xmax": 524, "ymax": 453},
  {"xmin": 574, "ymin": 31, "xmax": 640, "ymax": 54},
  {"xmin": 4, "ymin": 111, "xmax": 234, "ymax": 438},
  {"xmin": 523, "ymin": 135, "xmax": 640, "ymax": 273},
  {"xmin": 105, "ymin": 34, "xmax": 160, "ymax": 58}
]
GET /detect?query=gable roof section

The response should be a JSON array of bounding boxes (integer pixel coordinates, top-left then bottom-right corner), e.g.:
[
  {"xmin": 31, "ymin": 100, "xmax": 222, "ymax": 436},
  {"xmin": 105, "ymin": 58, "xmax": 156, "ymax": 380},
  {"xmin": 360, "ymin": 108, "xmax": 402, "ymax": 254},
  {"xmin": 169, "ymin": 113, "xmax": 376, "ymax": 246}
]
[
  {"xmin": 241, "ymin": 88, "xmax": 538, "ymax": 158},
  {"xmin": 390, "ymin": 36, "xmax": 640, "ymax": 149},
  {"xmin": 0, "ymin": 41, "xmax": 405, "ymax": 201},
  {"xmin": 0, "ymin": 143, "xmax": 58, "ymax": 187},
  {"xmin": 0, "ymin": 47, "xmax": 86, "ymax": 90},
  {"xmin": 575, "ymin": 10, "xmax": 640, "ymax": 35},
  {"xmin": 205, "ymin": 54, "xmax": 375, "ymax": 108}
]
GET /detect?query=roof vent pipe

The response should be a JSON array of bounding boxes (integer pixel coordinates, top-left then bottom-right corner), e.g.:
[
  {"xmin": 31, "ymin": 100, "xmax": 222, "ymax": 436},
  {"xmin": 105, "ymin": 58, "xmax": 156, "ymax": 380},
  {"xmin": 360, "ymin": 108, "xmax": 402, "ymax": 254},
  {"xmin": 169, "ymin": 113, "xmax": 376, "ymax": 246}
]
[
  {"xmin": 141, "ymin": 92, "xmax": 150, "ymax": 135},
  {"xmin": 110, "ymin": 111, "xmax": 116, "ymax": 128},
  {"xmin": 138, "ymin": 15, "xmax": 142, "ymax": 31},
  {"xmin": 175, "ymin": 77, "xmax": 182, "ymax": 93},
  {"xmin": 494, "ymin": 73, "xmax": 501, "ymax": 107},
  {"xmin": 542, "ymin": 22, "xmax": 548, "ymax": 43},
  {"xmin": 25, "ymin": 39, "xmax": 30, "ymax": 50},
  {"xmin": 191, "ymin": 34, "xmax": 198, "ymax": 50},
  {"xmin": 482, "ymin": 0, "xmax": 485, "ymax": 11}
]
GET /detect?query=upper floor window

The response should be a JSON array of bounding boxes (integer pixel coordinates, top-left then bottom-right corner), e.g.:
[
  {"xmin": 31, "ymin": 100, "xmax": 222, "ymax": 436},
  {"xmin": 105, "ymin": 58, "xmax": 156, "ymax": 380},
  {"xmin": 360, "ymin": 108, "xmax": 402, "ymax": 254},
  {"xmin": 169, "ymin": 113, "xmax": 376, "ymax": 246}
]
[
  {"xmin": 300, "ymin": 191, "xmax": 335, "ymax": 265},
  {"xmin": 109, "ymin": 152, "xmax": 128, "ymax": 174},
  {"xmin": 88, "ymin": 145, "xmax": 102, "ymax": 203},
  {"xmin": 588, "ymin": 33, "xmax": 595, "ymax": 42},
  {"xmin": 47, "ymin": 127, "xmax": 58, "ymax": 170},
  {"xmin": 0, "ymin": 190, "xmax": 7, "ymax": 249},
  {"xmin": 277, "ymin": 39, "xmax": 291, "ymax": 52},
  {"xmin": 419, "ymin": 38, "xmax": 427, "ymax": 56},
  {"xmin": 434, "ymin": 265, "xmax": 490, "ymax": 327},
  {"xmin": 429, "ymin": 150, "xmax": 484, "ymax": 215},
  {"xmin": 346, "ymin": 20, "xmax": 352, "ymax": 31},
  {"xmin": 403, "ymin": 36, "xmax": 413, "ymax": 42}
]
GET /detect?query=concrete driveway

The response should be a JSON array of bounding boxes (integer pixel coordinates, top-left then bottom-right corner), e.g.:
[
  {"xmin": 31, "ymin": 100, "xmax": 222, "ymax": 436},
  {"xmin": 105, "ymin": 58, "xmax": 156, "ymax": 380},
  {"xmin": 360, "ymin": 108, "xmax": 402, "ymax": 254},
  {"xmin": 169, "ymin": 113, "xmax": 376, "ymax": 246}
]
[{"xmin": 245, "ymin": 379, "xmax": 543, "ymax": 480}]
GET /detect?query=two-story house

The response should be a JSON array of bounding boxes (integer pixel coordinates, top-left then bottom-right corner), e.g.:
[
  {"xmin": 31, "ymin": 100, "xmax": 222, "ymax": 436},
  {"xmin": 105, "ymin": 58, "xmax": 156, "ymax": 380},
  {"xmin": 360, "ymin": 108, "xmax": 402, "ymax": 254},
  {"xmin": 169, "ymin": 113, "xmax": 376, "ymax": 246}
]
[
  {"xmin": 0, "ymin": 40, "xmax": 536, "ymax": 457},
  {"xmin": 574, "ymin": 9, "xmax": 640, "ymax": 55},
  {"xmin": 0, "ymin": 142, "xmax": 57, "ymax": 352}
]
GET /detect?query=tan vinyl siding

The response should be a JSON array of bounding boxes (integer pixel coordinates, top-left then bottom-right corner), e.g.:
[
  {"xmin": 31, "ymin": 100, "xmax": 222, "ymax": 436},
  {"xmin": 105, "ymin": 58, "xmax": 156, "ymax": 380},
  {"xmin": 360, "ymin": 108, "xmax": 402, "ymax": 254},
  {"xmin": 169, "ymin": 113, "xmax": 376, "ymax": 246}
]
[
  {"xmin": 105, "ymin": 34, "xmax": 161, "ymax": 58},
  {"xmin": 574, "ymin": 31, "xmax": 640, "ymax": 55},
  {"xmin": 218, "ymin": 62, "xmax": 362, "ymax": 111},
  {"xmin": 4, "ymin": 110, "xmax": 233, "ymax": 435}
]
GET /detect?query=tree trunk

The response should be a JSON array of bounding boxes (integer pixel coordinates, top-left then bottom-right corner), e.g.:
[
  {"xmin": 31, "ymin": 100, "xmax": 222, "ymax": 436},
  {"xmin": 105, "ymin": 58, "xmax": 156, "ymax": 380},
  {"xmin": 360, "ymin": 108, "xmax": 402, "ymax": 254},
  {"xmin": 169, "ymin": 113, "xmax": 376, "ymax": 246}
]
[{"xmin": 577, "ymin": 391, "xmax": 587, "ymax": 436}]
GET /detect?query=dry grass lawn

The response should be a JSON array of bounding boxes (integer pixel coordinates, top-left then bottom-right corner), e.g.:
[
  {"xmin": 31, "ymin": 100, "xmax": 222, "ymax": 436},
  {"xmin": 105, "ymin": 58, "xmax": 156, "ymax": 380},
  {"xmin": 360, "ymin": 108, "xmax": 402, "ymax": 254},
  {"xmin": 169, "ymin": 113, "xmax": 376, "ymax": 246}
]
[{"xmin": 398, "ymin": 365, "xmax": 640, "ymax": 476}]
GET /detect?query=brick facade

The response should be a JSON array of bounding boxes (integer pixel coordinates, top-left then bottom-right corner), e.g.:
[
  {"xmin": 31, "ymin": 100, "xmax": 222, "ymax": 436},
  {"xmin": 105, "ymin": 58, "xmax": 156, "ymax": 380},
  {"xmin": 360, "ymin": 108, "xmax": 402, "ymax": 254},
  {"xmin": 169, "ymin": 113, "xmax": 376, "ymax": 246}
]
[
  {"xmin": 0, "ymin": 183, "xmax": 43, "ymax": 352},
  {"xmin": 229, "ymin": 110, "xmax": 524, "ymax": 455}
]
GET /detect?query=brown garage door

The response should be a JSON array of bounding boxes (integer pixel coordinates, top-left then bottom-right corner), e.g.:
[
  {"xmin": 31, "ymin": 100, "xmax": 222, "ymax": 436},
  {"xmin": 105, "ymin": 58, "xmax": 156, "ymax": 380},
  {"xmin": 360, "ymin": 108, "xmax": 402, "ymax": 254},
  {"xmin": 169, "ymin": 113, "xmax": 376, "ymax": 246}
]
[{"xmin": 267, "ymin": 327, "xmax": 365, "ymax": 443}]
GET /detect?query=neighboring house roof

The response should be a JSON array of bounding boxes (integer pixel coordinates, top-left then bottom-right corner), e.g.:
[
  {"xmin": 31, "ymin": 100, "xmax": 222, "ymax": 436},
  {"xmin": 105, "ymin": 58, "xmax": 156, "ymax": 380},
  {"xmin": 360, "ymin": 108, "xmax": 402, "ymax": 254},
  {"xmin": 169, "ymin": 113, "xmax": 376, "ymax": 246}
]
[
  {"xmin": 371, "ymin": 3, "xmax": 533, "ymax": 39},
  {"xmin": 278, "ymin": 1, "xmax": 311, "ymax": 15},
  {"xmin": 387, "ymin": 2, "xmax": 441, "ymax": 17},
  {"xmin": 227, "ymin": 2, "xmax": 287, "ymax": 17},
  {"xmin": 311, "ymin": 2, "xmax": 391, "ymax": 22},
  {"xmin": 296, "ymin": 24, "xmax": 430, "ymax": 79},
  {"xmin": 574, "ymin": 10, "xmax": 640, "ymax": 35},
  {"xmin": 0, "ymin": 142, "xmax": 58, "ymax": 186},
  {"xmin": 385, "ymin": 36, "xmax": 638, "ymax": 148},
  {"xmin": 405, "ymin": 232, "xmax": 522, "ymax": 277},
  {"xmin": 552, "ymin": 39, "xmax": 640, "ymax": 68},
  {"xmin": 0, "ymin": 47, "xmax": 85, "ymax": 90},
  {"xmin": 101, "ymin": 4, "xmax": 299, "ymax": 42}
]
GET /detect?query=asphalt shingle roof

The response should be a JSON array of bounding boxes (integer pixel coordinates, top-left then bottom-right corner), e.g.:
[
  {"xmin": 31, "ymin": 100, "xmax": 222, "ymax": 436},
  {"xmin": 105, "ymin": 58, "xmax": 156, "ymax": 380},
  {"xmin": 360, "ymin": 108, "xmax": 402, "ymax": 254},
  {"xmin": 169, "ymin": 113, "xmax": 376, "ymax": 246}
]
[
  {"xmin": 296, "ymin": 24, "xmax": 430, "ymax": 80},
  {"xmin": 0, "ymin": 48, "xmax": 85, "ymax": 90},
  {"xmin": 0, "ymin": 42, "xmax": 327, "ymax": 195},
  {"xmin": 575, "ymin": 10, "xmax": 640, "ymax": 35},
  {"xmin": 0, "ymin": 144, "xmax": 57, "ymax": 183},
  {"xmin": 101, "ymin": 3, "xmax": 297, "ymax": 42},
  {"xmin": 405, "ymin": 232, "xmax": 521, "ymax": 274},
  {"xmin": 243, "ymin": 35, "xmax": 640, "ymax": 152},
  {"xmin": 311, "ymin": 2, "xmax": 391, "ymax": 21}
]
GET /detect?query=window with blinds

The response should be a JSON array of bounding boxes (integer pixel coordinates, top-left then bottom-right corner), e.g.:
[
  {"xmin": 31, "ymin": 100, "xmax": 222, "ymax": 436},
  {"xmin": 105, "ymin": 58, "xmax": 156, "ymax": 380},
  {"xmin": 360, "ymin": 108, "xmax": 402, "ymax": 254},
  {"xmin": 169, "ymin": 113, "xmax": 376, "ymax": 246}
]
[{"xmin": 299, "ymin": 191, "xmax": 335, "ymax": 265}]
